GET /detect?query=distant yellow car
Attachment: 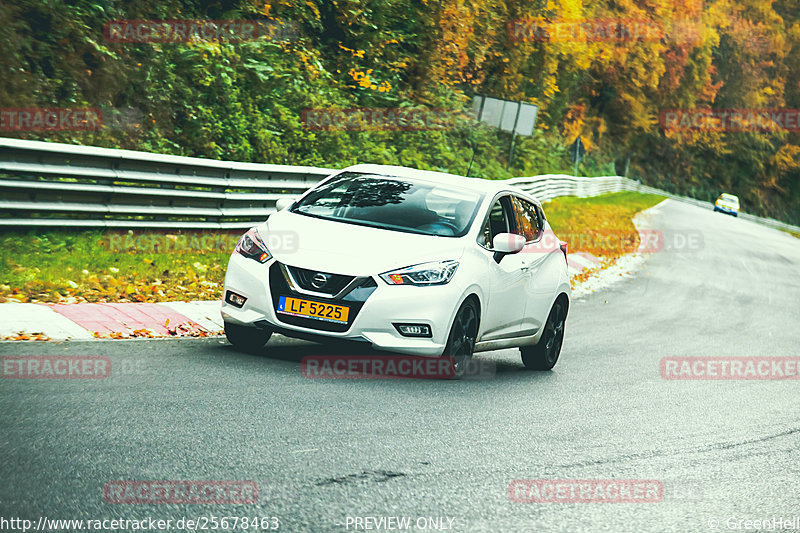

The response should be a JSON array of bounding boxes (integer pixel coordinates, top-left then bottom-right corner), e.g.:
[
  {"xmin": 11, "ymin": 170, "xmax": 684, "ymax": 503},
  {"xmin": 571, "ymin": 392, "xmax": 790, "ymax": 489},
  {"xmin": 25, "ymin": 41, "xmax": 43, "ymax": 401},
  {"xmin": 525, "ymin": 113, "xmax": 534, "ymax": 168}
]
[{"xmin": 714, "ymin": 193, "xmax": 740, "ymax": 217}]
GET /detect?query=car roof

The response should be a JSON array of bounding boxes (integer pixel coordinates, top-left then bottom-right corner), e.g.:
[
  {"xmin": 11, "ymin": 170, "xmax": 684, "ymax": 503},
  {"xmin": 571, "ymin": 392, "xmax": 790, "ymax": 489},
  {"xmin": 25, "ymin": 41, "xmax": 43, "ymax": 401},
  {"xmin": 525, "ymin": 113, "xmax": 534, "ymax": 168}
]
[
  {"xmin": 721, "ymin": 193, "xmax": 739, "ymax": 200},
  {"xmin": 341, "ymin": 164, "xmax": 525, "ymax": 196}
]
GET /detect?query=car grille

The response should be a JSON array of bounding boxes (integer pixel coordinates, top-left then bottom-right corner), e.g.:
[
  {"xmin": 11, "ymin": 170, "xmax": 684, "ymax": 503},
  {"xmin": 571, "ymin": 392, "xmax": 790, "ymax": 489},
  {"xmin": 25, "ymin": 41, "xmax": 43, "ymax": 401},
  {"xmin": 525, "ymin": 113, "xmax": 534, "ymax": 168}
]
[
  {"xmin": 269, "ymin": 262, "xmax": 377, "ymax": 332},
  {"xmin": 285, "ymin": 265, "xmax": 355, "ymax": 295}
]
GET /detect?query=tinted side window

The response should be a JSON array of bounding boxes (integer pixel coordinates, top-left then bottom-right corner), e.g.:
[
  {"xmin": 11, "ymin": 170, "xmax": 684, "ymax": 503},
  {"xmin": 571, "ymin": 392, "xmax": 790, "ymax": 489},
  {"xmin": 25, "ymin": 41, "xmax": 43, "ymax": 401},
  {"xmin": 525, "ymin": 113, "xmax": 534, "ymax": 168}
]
[
  {"xmin": 480, "ymin": 197, "xmax": 511, "ymax": 248},
  {"xmin": 511, "ymin": 196, "xmax": 542, "ymax": 242}
]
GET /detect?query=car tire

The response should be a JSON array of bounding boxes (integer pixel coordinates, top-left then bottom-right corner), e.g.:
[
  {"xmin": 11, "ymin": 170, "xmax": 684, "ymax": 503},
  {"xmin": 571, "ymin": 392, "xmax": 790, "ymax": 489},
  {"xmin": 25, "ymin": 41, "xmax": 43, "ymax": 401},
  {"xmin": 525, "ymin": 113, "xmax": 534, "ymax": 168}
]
[
  {"xmin": 224, "ymin": 322, "xmax": 272, "ymax": 353},
  {"xmin": 442, "ymin": 299, "xmax": 479, "ymax": 379},
  {"xmin": 521, "ymin": 299, "xmax": 567, "ymax": 371}
]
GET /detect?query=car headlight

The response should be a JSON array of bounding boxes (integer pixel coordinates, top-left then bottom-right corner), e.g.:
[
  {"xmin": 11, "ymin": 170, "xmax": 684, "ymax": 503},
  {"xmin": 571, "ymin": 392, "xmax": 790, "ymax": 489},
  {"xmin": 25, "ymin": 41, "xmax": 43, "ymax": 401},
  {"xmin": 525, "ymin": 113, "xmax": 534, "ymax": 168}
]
[
  {"xmin": 380, "ymin": 260, "xmax": 459, "ymax": 286},
  {"xmin": 235, "ymin": 228, "xmax": 272, "ymax": 263}
]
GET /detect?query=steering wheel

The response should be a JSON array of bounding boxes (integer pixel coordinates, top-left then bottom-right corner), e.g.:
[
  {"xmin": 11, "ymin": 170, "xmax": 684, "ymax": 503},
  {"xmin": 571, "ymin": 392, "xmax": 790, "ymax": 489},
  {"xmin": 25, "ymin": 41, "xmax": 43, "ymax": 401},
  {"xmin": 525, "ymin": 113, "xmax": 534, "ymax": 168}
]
[{"xmin": 416, "ymin": 221, "xmax": 459, "ymax": 236}]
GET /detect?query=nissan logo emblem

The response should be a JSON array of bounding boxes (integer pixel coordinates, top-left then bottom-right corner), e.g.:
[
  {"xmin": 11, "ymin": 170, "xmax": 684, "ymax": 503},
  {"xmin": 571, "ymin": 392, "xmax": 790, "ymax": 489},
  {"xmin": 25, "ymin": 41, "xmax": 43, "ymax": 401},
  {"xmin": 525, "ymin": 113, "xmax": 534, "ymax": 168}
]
[{"xmin": 311, "ymin": 273, "xmax": 329, "ymax": 289}]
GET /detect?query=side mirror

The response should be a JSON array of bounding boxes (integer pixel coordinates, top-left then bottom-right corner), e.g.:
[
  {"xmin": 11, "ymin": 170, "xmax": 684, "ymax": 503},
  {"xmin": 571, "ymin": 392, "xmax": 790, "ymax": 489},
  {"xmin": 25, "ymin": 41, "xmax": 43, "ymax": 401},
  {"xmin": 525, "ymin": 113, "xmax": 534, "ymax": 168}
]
[
  {"xmin": 492, "ymin": 233, "xmax": 525, "ymax": 263},
  {"xmin": 275, "ymin": 197, "xmax": 295, "ymax": 211}
]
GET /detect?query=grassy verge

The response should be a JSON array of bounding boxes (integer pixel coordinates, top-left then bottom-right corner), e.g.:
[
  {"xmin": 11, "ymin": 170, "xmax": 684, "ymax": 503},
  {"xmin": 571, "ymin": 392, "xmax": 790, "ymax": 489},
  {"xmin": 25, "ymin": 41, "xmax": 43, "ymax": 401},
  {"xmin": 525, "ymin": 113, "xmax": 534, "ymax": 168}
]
[
  {"xmin": 0, "ymin": 230, "xmax": 240, "ymax": 304},
  {"xmin": 543, "ymin": 191, "xmax": 666, "ymax": 283},
  {"xmin": 0, "ymin": 192, "xmax": 665, "ymax": 304}
]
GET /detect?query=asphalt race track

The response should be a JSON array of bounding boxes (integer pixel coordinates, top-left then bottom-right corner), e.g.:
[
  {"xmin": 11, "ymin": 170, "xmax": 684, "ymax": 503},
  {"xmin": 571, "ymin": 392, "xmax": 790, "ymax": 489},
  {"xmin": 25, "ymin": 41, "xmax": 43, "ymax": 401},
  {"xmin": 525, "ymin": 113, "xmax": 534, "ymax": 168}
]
[{"xmin": 2, "ymin": 199, "xmax": 799, "ymax": 532}]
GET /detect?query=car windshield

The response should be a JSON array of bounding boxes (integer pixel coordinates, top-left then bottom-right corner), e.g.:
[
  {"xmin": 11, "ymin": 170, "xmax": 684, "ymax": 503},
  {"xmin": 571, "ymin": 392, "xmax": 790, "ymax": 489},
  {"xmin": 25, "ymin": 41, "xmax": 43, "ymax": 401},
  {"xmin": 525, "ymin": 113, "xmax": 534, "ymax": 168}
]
[
  {"xmin": 721, "ymin": 195, "xmax": 739, "ymax": 204},
  {"xmin": 291, "ymin": 172, "xmax": 483, "ymax": 237}
]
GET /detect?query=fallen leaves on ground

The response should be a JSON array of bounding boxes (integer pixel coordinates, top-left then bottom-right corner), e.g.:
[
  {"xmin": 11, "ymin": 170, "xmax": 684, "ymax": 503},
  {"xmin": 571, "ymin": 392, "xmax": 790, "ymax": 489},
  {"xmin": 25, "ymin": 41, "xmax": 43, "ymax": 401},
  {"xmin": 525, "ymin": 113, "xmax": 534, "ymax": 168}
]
[
  {"xmin": 0, "ymin": 230, "xmax": 236, "ymax": 304},
  {"xmin": 3, "ymin": 332, "xmax": 50, "ymax": 341},
  {"xmin": 544, "ymin": 192, "xmax": 665, "ymax": 287},
  {"xmin": 544, "ymin": 192, "xmax": 663, "ymax": 264},
  {"xmin": 0, "ymin": 261, "xmax": 225, "ymax": 304},
  {"xmin": 167, "ymin": 322, "xmax": 220, "ymax": 337},
  {"xmin": 91, "ymin": 329, "xmax": 158, "ymax": 339},
  {"xmin": 87, "ymin": 323, "xmax": 222, "ymax": 340},
  {"xmin": 569, "ymin": 257, "xmax": 616, "ymax": 288}
]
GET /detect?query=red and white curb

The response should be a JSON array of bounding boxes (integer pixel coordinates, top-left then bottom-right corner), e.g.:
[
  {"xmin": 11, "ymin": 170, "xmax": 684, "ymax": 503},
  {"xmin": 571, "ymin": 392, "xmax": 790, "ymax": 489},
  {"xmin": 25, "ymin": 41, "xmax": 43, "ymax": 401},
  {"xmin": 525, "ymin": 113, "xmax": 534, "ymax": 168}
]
[{"xmin": 0, "ymin": 301, "xmax": 224, "ymax": 341}]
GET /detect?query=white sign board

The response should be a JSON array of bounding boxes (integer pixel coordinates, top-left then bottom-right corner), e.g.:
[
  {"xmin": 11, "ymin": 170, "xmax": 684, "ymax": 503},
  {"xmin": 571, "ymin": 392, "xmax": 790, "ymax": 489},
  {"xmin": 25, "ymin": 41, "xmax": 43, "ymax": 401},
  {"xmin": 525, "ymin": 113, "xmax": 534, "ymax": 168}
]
[
  {"xmin": 515, "ymin": 103, "xmax": 538, "ymax": 136},
  {"xmin": 480, "ymin": 97, "xmax": 504, "ymax": 128},
  {"xmin": 471, "ymin": 95, "xmax": 538, "ymax": 136}
]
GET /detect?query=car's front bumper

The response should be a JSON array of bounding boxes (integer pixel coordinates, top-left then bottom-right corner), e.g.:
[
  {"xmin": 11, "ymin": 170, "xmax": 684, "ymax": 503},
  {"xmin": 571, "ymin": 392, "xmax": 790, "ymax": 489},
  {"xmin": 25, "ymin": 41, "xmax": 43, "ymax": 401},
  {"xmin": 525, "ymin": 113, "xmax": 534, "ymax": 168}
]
[
  {"xmin": 220, "ymin": 254, "xmax": 461, "ymax": 356},
  {"xmin": 714, "ymin": 205, "xmax": 739, "ymax": 216}
]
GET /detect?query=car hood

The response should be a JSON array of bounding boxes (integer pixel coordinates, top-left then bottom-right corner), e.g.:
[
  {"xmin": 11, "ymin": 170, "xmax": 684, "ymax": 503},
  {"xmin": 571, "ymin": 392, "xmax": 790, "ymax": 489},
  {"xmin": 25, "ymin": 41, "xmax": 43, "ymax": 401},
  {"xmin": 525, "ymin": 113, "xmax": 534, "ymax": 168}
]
[{"xmin": 258, "ymin": 211, "xmax": 467, "ymax": 275}]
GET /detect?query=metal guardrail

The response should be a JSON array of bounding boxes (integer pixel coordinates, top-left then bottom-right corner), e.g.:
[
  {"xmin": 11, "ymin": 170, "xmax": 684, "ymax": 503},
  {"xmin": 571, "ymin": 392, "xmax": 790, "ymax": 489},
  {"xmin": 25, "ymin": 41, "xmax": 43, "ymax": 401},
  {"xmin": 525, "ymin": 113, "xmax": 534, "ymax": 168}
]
[
  {"xmin": 510, "ymin": 174, "xmax": 800, "ymax": 234},
  {"xmin": 2, "ymin": 137, "xmax": 799, "ymax": 234},
  {"xmin": 508, "ymin": 174, "xmax": 643, "ymax": 202},
  {"xmin": 632, "ymin": 183, "xmax": 800, "ymax": 234},
  {"xmin": 0, "ymin": 138, "xmax": 334, "ymax": 229}
]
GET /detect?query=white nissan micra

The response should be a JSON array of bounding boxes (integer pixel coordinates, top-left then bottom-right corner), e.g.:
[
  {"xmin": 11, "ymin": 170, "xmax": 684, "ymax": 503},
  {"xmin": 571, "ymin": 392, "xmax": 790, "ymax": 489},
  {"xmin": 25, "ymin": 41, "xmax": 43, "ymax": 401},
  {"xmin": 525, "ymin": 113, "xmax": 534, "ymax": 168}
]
[{"xmin": 221, "ymin": 164, "xmax": 570, "ymax": 376}]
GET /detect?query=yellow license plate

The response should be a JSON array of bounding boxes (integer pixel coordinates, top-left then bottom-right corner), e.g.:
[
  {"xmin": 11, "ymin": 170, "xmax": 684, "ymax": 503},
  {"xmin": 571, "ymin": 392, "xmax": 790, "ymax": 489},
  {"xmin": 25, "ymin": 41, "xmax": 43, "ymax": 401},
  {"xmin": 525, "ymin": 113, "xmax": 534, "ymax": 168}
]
[{"xmin": 277, "ymin": 296, "xmax": 349, "ymax": 323}]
